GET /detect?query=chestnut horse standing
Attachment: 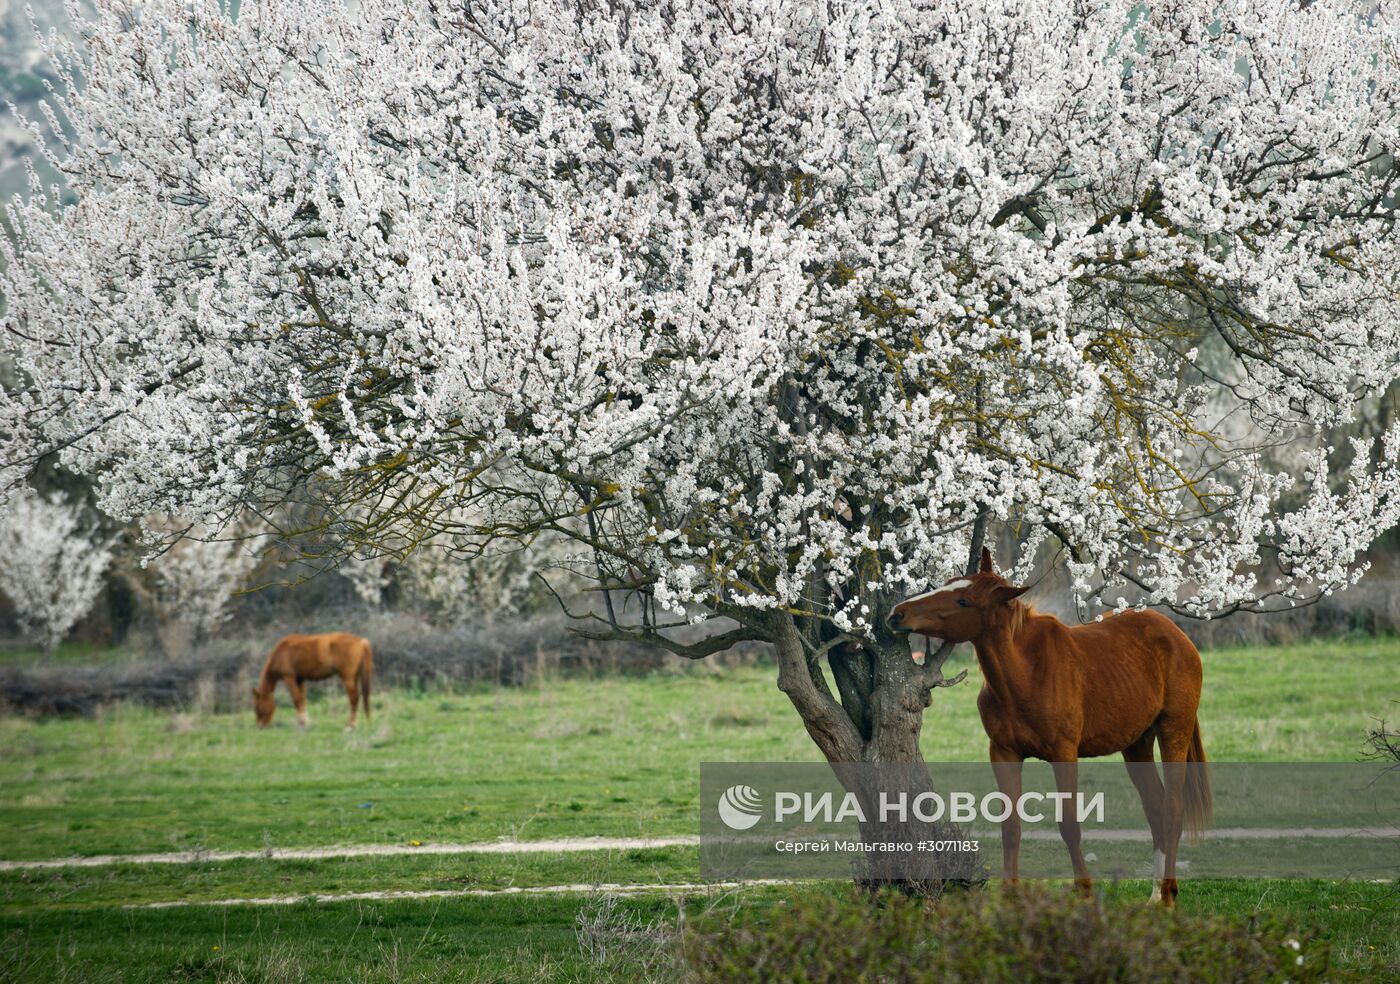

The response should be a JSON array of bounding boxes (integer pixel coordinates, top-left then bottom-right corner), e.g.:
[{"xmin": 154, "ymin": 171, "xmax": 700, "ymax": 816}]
[
  {"xmin": 889, "ymin": 549, "xmax": 1210, "ymax": 906},
  {"xmin": 253, "ymin": 633, "xmax": 373, "ymax": 730}
]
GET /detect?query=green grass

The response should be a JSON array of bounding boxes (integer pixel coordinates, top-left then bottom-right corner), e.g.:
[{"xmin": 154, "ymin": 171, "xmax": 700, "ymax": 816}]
[
  {"xmin": 0, "ymin": 891, "xmax": 687, "ymax": 983},
  {"xmin": 0, "ymin": 668, "xmax": 802, "ymax": 860},
  {"xmin": 1199, "ymin": 635, "xmax": 1396, "ymax": 760},
  {"xmin": 0, "ymin": 636, "xmax": 1396, "ymax": 981}
]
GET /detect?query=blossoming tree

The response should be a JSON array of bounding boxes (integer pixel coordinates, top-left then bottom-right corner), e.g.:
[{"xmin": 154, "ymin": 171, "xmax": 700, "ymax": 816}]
[
  {"xmin": 4, "ymin": 0, "xmax": 1400, "ymax": 765},
  {"xmin": 0, "ymin": 489, "xmax": 112, "ymax": 653},
  {"xmin": 146, "ymin": 518, "xmax": 263, "ymax": 655}
]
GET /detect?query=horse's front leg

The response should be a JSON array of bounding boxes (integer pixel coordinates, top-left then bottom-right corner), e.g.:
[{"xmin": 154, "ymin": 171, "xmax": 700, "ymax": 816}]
[
  {"xmin": 288, "ymin": 678, "xmax": 309, "ymax": 728},
  {"xmin": 990, "ymin": 743, "xmax": 1024, "ymax": 885},
  {"xmin": 1052, "ymin": 758, "xmax": 1093, "ymax": 897}
]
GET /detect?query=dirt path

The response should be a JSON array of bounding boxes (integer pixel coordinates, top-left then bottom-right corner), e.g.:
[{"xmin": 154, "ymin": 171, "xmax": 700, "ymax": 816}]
[
  {"xmin": 0, "ymin": 835, "xmax": 701, "ymax": 871},
  {"xmin": 3, "ymin": 827, "xmax": 1392, "ymax": 872},
  {"xmin": 131, "ymin": 879, "xmax": 790, "ymax": 909}
]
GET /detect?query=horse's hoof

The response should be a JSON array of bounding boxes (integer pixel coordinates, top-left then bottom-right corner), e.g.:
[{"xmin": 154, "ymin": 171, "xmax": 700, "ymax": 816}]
[
  {"xmin": 1074, "ymin": 878, "xmax": 1093, "ymax": 898},
  {"xmin": 345, "ymin": 724, "xmax": 357, "ymax": 733},
  {"xmin": 1150, "ymin": 879, "xmax": 1178, "ymax": 907}
]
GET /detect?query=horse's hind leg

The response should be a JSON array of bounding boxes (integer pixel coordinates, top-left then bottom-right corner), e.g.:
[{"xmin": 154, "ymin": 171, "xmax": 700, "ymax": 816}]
[
  {"xmin": 342, "ymin": 672, "xmax": 360, "ymax": 731},
  {"xmin": 1051, "ymin": 758, "xmax": 1093, "ymax": 897},
  {"xmin": 1122, "ymin": 733, "xmax": 1168, "ymax": 900},
  {"xmin": 1156, "ymin": 722, "xmax": 1194, "ymax": 907}
]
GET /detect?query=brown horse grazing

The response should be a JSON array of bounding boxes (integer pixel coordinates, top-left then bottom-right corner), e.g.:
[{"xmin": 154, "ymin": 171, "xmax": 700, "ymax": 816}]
[
  {"xmin": 888, "ymin": 548, "xmax": 1210, "ymax": 907},
  {"xmin": 253, "ymin": 633, "xmax": 373, "ymax": 730}
]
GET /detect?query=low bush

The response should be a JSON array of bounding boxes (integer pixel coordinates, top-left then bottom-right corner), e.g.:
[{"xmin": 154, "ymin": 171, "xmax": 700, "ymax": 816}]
[
  {"xmin": 360, "ymin": 609, "xmax": 763, "ymax": 688},
  {"xmin": 0, "ymin": 641, "xmax": 251, "ymax": 716},
  {"xmin": 683, "ymin": 884, "xmax": 1348, "ymax": 984}
]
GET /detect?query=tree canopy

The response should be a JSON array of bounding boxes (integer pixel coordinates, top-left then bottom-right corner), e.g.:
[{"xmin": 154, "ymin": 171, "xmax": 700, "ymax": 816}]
[{"xmin": 4, "ymin": 2, "xmax": 1400, "ymax": 736}]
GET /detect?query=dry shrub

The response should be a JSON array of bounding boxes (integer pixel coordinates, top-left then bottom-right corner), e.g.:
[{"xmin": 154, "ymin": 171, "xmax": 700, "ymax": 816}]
[
  {"xmin": 575, "ymin": 895, "xmax": 686, "ymax": 981},
  {"xmin": 0, "ymin": 639, "xmax": 250, "ymax": 717},
  {"xmin": 0, "ymin": 609, "xmax": 768, "ymax": 716},
  {"xmin": 360, "ymin": 609, "xmax": 766, "ymax": 690},
  {"xmin": 1365, "ymin": 712, "xmax": 1400, "ymax": 765}
]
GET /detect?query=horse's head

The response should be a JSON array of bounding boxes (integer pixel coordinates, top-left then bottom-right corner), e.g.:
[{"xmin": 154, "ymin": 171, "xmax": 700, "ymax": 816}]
[
  {"xmin": 887, "ymin": 547, "xmax": 1028, "ymax": 645},
  {"xmin": 253, "ymin": 685, "xmax": 275, "ymax": 727}
]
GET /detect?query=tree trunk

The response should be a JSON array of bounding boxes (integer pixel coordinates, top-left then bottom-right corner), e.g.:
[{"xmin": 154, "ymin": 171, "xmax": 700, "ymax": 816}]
[{"xmin": 769, "ymin": 612, "xmax": 985, "ymax": 894}]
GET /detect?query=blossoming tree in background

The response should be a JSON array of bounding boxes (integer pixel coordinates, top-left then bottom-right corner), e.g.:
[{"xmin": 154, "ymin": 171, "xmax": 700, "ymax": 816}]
[
  {"xmin": 327, "ymin": 499, "xmax": 583, "ymax": 621},
  {"xmin": 146, "ymin": 519, "xmax": 263, "ymax": 655},
  {"xmin": 3, "ymin": 0, "xmax": 1399, "ymax": 766},
  {"xmin": 0, "ymin": 490, "xmax": 112, "ymax": 653}
]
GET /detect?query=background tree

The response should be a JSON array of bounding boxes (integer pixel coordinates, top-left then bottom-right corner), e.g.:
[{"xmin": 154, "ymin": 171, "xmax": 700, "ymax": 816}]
[
  {"xmin": 324, "ymin": 498, "xmax": 585, "ymax": 625},
  {"xmin": 0, "ymin": 489, "xmax": 112, "ymax": 653},
  {"xmin": 3, "ymin": 0, "xmax": 1400, "ymax": 772},
  {"xmin": 338, "ymin": 554, "xmax": 392, "ymax": 610},
  {"xmin": 394, "ymin": 530, "xmax": 581, "ymax": 627},
  {"xmin": 145, "ymin": 519, "xmax": 263, "ymax": 656}
]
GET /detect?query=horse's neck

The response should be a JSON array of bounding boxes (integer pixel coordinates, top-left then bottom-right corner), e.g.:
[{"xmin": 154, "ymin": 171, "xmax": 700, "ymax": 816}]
[{"xmin": 971, "ymin": 611, "xmax": 1035, "ymax": 703}]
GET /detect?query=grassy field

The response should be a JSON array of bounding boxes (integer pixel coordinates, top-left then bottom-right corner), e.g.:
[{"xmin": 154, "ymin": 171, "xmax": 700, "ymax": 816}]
[
  {"xmin": 1, "ymin": 637, "xmax": 1389, "ymax": 860},
  {"xmin": 0, "ymin": 636, "xmax": 1396, "ymax": 981}
]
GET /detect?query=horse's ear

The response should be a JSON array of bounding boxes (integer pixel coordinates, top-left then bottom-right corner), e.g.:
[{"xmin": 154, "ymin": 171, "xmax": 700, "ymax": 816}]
[
  {"xmin": 979, "ymin": 546, "xmax": 995, "ymax": 573},
  {"xmin": 992, "ymin": 583, "xmax": 1029, "ymax": 605}
]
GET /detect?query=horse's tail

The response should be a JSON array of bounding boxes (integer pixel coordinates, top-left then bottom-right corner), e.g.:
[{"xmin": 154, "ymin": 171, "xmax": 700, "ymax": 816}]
[
  {"xmin": 359, "ymin": 641, "xmax": 373, "ymax": 723},
  {"xmin": 1184, "ymin": 717, "xmax": 1212, "ymax": 837}
]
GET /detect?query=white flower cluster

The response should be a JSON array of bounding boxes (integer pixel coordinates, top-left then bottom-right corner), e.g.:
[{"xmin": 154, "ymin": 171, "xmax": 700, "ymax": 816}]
[{"xmin": 3, "ymin": 0, "xmax": 1399, "ymax": 634}]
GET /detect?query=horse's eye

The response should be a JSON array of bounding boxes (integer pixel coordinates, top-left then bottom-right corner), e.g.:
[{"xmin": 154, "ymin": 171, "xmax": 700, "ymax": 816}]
[{"xmin": 957, "ymin": 599, "xmax": 971, "ymax": 608}]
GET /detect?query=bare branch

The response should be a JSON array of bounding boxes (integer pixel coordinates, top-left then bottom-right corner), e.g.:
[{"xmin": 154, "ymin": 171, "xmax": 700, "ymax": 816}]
[{"xmin": 569, "ymin": 623, "xmax": 761, "ymax": 660}]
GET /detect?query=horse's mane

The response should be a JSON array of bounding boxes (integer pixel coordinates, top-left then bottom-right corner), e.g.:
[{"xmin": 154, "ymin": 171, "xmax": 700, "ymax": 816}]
[{"xmin": 1008, "ymin": 601, "xmax": 1040, "ymax": 636}]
